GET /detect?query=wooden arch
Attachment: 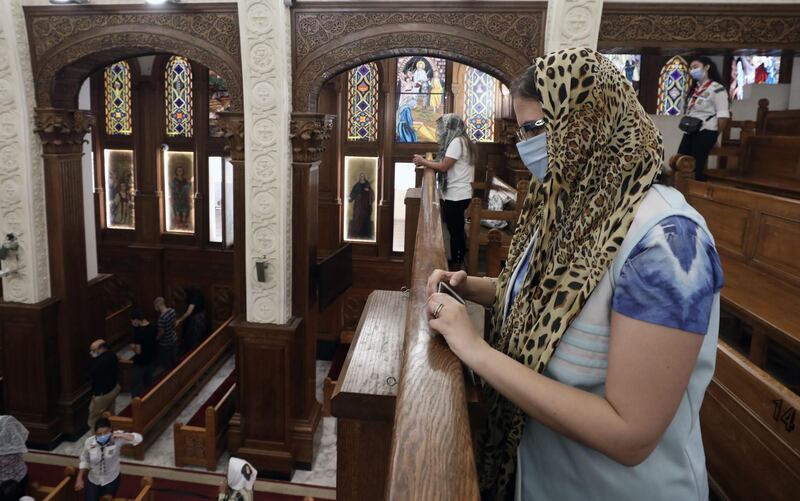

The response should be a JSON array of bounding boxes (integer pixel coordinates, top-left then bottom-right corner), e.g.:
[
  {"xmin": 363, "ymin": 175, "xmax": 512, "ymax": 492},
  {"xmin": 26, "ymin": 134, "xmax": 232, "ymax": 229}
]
[
  {"xmin": 292, "ymin": 2, "xmax": 547, "ymax": 111},
  {"xmin": 23, "ymin": 4, "xmax": 243, "ymax": 111}
]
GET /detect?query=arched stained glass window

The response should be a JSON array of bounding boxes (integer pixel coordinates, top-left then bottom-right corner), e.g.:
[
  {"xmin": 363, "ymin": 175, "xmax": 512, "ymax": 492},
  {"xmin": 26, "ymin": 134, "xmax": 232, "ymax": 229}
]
[
  {"xmin": 104, "ymin": 61, "xmax": 132, "ymax": 135},
  {"xmin": 347, "ymin": 63, "xmax": 379, "ymax": 141},
  {"xmin": 464, "ymin": 67, "xmax": 496, "ymax": 142},
  {"xmin": 165, "ymin": 56, "xmax": 193, "ymax": 137},
  {"xmin": 656, "ymin": 56, "xmax": 691, "ymax": 116}
]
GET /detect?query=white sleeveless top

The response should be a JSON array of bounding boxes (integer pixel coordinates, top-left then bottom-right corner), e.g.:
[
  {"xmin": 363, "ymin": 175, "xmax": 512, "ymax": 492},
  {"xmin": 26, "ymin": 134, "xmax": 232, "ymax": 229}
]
[{"xmin": 513, "ymin": 185, "xmax": 719, "ymax": 501}]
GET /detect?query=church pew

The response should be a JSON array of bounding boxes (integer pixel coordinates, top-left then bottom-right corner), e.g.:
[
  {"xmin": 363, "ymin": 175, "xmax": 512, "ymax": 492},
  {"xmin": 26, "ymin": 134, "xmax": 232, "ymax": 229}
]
[
  {"xmin": 173, "ymin": 372, "xmax": 237, "ymax": 470},
  {"xmin": 88, "ymin": 273, "xmax": 133, "ymax": 350},
  {"xmin": 708, "ymin": 115, "xmax": 756, "ymax": 170},
  {"xmin": 700, "ymin": 342, "xmax": 800, "ymax": 501},
  {"xmin": 704, "ymin": 136, "xmax": 800, "ymax": 199},
  {"xmin": 756, "ymin": 98, "xmax": 800, "ymax": 136},
  {"xmin": 466, "ymin": 178, "xmax": 529, "ymax": 275},
  {"xmin": 107, "ymin": 318, "xmax": 233, "ymax": 460},
  {"xmin": 322, "ymin": 342, "xmax": 349, "ymax": 417},
  {"xmin": 386, "ymin": 167, "xmax": 480, "ymax": 499},
  {"xmin": 680, "ymin": 180, "xmax": 800, "ymax": 498},
  {"xmin": 485, "ymin": 228, "xmax": 510, "ymax": 278},
  {"xmin": 99, "ymin": 477, "xmax": 154, "ymax": 501},
  {"xmin": 29, "ymin": 466, "xmax": 76, "ymax": 501}
]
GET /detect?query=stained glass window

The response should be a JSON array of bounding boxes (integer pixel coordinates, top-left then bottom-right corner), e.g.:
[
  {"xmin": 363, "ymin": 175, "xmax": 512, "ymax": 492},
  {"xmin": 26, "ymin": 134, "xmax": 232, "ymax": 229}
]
[
  {"xmin": 604, "ymin": 54, "xmax": 641, "ymax": 94},
  {"xmin": 164, "ymin": 150, "xmax": 195, "ymax": 233},
  {"xmin": 209, "ymin": 70, "xmax": 231, "ymax": 137},
  {"xmin": 464, "ymin": 67, "xmax": 496, "ymax": 142},
  {"xmin": 104, "ymin": 61, "xmax": 132, "ymax": 135},
  {"xmin": 347, "ymin": 63, "xmax": 380, "ymax": 142},
  {"xmin": 656, "ymin": 56, "xmax": 691, "ymax": 116},
  {"xmin": 165, "ymin": 56, "xmax": 193, "ymax": 137},
  {"xmin": 730, "ymin": 55, "xmax": 781, "ymax": 100},
  {"xmin": 396, "ymin": 56, "xmax": 447, "ymax": 143},
  {"xmin": 104, "ymin": 149, "xmax": 135, "ymax": 229}
]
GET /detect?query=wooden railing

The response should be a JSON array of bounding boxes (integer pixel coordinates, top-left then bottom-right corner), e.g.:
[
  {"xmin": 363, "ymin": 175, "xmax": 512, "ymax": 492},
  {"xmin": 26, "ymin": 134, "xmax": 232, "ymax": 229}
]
[{"xmin": 386, "ymin": 168, "xmax": 480, "ymax": 500}]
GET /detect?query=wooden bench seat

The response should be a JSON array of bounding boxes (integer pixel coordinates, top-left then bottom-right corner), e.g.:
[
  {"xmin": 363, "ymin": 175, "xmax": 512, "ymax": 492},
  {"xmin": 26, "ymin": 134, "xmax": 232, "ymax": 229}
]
[
  {"xmin": 756, "ymin": 98, "xmax": 800, "ymax": 136},
  {"xmin": 173, "ymin": 371, "xmax": 237, "ymax": 470},
  {"xmin": 100, "ymin": 478, "xmax": 153, "ymax": 501},
  {"xmin": 108, "ymin": 318, "xmax": 233, "ymax": 460},
  {"xmin": 705, "ymin": 135, "xmax": 800, "ymax": 198},
  {"xmin": 29, "ymin": 467, "xmax": 76, "ymax": 501}
]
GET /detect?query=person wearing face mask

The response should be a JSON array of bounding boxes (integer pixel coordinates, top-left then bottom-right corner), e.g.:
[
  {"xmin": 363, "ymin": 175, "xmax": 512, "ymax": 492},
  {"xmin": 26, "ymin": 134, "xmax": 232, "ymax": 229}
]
[
  {"xmin": 413, "ymin": 114, "xmax": 477, "ymax": 271},
  {"xmin": 677, "ymin": 56, "xmax": 730, "ymax": 181},
  {"xmin": 75, "ymin": 418, "xmax": 142, "ymax": 501},
  {"xmin": 424, "ymin": 49, "xmax": 723, "ymax": 501},
  {"xmin": 87, "ymin": 339, "xmax": 120, "ymax": 430}
]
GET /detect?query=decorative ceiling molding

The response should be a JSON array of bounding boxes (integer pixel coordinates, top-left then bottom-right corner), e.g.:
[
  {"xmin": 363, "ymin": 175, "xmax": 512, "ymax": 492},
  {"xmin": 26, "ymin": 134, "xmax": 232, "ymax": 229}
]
[
  {"xmin": 23, "ymin": 3, "xmax": 243, "ymax": 111},
  {"xmin": 600, "ymin": 3, "xmax": 800, "ymax": 48},
  {"xmin": 292, "ymin": 2, "xmax": 547, "ymax": 111}
]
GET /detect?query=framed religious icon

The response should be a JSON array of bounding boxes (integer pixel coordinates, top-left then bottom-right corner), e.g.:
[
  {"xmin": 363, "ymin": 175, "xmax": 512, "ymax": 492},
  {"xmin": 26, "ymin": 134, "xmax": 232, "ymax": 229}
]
[
  {"xmin": 163, "ymin": 150, "xmax": 195, "ymax": 234},
  {"xmin": 343, "ymin": 156, "xmax": 379, "ymax": 243},
  {"xmin": 103, "ymin": 149, "xmax": 135, "ymax": 229}
]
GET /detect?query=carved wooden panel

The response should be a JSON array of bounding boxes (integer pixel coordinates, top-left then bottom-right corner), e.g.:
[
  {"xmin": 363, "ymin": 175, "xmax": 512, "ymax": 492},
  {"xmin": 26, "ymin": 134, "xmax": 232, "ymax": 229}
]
[
  {"xmin": 292, "ymin": 2, "xmax": 546, "ymax": 111},
  {"xmin": 600, "ymin": 3, "xmax": 800, "ymax": 48},
  {"xmin": 23, "ymin": 4, "xmax": 242, "ymax": 110},
  {"xmin": 212, "ymin": 285, "xmax": 233, "ymax": 328}
]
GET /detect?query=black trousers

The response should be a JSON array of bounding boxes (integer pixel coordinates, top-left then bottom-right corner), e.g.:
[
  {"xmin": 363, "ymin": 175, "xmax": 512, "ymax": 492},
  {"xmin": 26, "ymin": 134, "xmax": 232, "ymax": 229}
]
[
  {"xmin": 677, "ymin": 129, "xmax": 719, "ymax": 181},
  {"xmin": 442, "ymin": 199, "xmax": 471, "ymax": 264}
]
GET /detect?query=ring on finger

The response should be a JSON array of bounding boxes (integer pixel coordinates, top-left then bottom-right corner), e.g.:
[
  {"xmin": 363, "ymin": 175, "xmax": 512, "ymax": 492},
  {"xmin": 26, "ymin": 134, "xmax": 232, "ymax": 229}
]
[{"xmin": 432, "ymin": 302, "xmax": 445, "ymax": 319}]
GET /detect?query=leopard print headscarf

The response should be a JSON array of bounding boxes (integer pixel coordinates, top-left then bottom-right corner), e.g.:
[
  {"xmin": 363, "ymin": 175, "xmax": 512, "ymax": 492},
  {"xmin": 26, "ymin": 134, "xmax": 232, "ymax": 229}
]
[{"xmin": 477, "ymin": 48, "xmax": 663, "ymax": 500}]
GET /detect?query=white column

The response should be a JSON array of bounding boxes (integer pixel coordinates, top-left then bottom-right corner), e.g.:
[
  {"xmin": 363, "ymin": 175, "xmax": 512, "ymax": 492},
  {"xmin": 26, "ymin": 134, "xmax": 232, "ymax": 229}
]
[
  {"xmin": 238, "ymin": 0, "xmax": 293, "ymax": 324},
  {"xmin": 0, "ymin": 0, "xmax": 50, "ymax": 303},
  {"xmin": 544, "ymin": 0, "xmax": 605, "ymax": 53}
]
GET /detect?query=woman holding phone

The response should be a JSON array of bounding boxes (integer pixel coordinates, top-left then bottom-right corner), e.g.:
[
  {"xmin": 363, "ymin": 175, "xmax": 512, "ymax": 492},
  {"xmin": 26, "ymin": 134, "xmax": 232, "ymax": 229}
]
[{"xmin": 425, "ymin": 48, "xmax": 723, "ymax": 501}]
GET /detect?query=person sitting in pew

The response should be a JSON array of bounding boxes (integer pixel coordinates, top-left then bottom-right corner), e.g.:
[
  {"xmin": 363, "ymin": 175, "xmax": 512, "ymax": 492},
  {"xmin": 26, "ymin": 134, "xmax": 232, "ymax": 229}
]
[
  {"xmin": 129, "ymin": 309, "xmax": 157, "ymax": 398},
  {"xmin": 0, "ymin": 416, "xmax": 28, "ymax": 501},
  {"xmin": 75, "ymin": 417, "xmax": 142, "ymax": 501},
  {"xmin": 217, "ymin": 457, "xmax": 257, "ymax": 501},
  {"xmin": 425, "ymin": 49, "xmax": 724, "ymax": 501}
]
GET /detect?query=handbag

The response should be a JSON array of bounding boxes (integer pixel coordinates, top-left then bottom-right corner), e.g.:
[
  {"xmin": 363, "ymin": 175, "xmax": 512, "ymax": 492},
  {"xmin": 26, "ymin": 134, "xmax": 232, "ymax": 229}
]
[{"xmin": 679, "ymin": 116, "xmax": 704, "ymax": 133}]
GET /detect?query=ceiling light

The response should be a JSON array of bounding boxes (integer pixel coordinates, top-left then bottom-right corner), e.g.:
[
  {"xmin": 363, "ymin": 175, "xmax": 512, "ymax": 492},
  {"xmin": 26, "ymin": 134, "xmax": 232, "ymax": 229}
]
[
  {"xmin": 145, "ymin": 0, "xmax": 180, "ymax": 4},
  {"xmin": 49, "ymin": 0, "xmax": 89, "ymax": 4}
]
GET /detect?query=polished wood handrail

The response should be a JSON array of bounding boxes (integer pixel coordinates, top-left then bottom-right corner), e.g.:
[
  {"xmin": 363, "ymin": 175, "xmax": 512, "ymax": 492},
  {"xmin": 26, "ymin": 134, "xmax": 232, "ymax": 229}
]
[{"xmin": 386, "ymin": 168, "xmax": 480, "ymax": 500}]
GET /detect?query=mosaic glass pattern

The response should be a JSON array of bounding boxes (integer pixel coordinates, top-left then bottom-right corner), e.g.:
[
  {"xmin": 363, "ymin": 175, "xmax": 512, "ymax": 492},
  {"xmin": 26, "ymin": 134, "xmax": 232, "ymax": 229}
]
[
  {"xmin": 104, "ymin": 61, "xmax": 132, "ymax": 135},
  {"xmin": 347, "ymin": 63, "xmax": 380, "ymax": 141},
  {"xmin": 657, "ymin": 56, "xmax": 691, "ymax": 116},
  {"xmin": 464, "ymin": 67, "xmax": 496, "ymax": 142},
  {"xmin": 165, "ymin": 56, "xmax": 193, "ymax": 137}
]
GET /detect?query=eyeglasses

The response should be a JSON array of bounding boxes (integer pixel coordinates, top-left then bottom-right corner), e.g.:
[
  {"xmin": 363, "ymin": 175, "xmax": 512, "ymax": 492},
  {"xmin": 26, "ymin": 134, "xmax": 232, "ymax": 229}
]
[{"xmin": 516, "ymin": 119, "xmax": 547, "ymax": 141}]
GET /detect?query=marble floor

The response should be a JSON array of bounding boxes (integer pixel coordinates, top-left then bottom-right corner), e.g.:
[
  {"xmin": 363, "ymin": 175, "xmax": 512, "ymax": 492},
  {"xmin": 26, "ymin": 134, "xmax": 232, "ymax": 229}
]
[{"xmin": 39, "ymin": 357, "xmax": 337, "ymax": 489}]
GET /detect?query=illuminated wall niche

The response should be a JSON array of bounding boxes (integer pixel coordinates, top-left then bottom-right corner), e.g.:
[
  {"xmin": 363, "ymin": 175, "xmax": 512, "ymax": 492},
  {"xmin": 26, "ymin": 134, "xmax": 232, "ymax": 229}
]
[
  {"xmin": 163, "ymin": 150, "xmax": 195, "ymax": 234},
  {"xmin": 343, "ymin": 156, "xmax": 379, "ymax": 243},
  {"xmin": 104, "ymin": 149, "xmax": 135, "ymax": 229}
]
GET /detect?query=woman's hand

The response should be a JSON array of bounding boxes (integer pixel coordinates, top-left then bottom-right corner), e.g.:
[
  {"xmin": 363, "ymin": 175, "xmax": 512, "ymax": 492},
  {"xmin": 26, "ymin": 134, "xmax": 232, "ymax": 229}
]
[
  {"xmin": 426, "ymin": 268, "xmax": 468, "ymax": 298},
  {"xmin": 412, "ymin": 154, "xmax": 427, "ymax": 167},
  {"xmin": 427, "ymin": 293, "xmax": 488, "ymax": 367}
]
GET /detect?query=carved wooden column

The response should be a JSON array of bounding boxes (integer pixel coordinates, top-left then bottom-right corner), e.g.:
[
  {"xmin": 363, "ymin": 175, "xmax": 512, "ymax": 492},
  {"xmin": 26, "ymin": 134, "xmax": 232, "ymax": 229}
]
[
  {"xmin": 217, "ymin": 112, "xmax": 246, "ymax": 315},
  {"xmin": 34, "ymin": 108, "xmax": 95, "ymax": 438},
  {"xmin": 290, "ymin": 112, "xmax": 334, "ymax": 466}
]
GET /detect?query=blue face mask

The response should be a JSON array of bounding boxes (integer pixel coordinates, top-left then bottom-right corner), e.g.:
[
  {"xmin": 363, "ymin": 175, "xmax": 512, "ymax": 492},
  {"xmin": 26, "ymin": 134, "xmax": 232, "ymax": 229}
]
[
  {"xmin": 689, "ymin": 68, "xmax": 705, "ymax": 80},
  {"xmin": 96, "ymin": 433, "xmax": 111, "ymax": 445},
  {"xmin": 516, "ymin": 132, "xmax": 548, "ymax": 182}
]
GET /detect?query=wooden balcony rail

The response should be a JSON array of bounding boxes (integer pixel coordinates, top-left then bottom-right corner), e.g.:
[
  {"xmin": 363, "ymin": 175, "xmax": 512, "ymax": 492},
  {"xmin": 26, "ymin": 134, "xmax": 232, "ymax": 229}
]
[{"xmin": 386, "ymin": 168, "xmax": 480, "ymax": 501}]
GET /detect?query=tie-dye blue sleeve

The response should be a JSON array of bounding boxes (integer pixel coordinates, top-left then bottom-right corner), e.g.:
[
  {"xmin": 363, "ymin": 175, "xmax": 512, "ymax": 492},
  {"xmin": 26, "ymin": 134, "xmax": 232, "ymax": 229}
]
[{"xmin": 612, "ymin": 216, "xmax": 724, "ymax": 335}]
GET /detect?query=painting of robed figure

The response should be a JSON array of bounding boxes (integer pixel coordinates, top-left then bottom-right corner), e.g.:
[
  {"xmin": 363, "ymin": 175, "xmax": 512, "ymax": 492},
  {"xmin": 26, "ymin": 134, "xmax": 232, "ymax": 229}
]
[
  {"xmin": 104, "ymin": 149, "xmax": 135, "ymax": 229},
  {"xmin": 344, "ymin": 156, "xmax": 379, "ymax": 242},
  {"xmin": 164, "ymin": 150, "xmax": 195, "ymax": 233}
]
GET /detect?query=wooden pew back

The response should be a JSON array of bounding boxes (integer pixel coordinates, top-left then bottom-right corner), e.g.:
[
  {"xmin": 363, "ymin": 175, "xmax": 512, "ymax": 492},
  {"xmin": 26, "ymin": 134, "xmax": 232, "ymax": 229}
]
[
  {"xmin": 757, "ymin": 98, "xmax": 800, "ymax": 136},
  {"xmin": 741, "ymin": 135, "xmax": 800, "ymax": 181},
  {"xmin": 701, "ymin": 342, "xmax": 800, "ymax": 501},
  {"xmin": 30, "ymin": 467, "xmax": 76, "ymax": 501},
  {"xmin": 684, "ymin": 180, "xmax": 800, "ymax": 289}
]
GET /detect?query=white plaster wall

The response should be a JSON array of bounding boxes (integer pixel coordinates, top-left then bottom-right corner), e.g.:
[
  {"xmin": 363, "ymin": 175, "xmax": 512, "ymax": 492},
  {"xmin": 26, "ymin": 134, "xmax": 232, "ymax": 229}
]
[
  {"xmin": 0, "ymin": 0, "xmax": 50, "ymax": 303},
  {"xmin": 79, "ymin": 79, "xmax": 99, "ymax": 281},
  {"xmin": 789, "ymin": 56, "xmax": 800, "ymax": 110}
]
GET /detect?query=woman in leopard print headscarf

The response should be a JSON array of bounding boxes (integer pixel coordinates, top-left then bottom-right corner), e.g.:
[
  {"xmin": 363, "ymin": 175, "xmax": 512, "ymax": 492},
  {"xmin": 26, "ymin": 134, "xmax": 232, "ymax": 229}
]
[{"xmin": 426, "ymin": 48, "xmax": 723, "ymax": 501}]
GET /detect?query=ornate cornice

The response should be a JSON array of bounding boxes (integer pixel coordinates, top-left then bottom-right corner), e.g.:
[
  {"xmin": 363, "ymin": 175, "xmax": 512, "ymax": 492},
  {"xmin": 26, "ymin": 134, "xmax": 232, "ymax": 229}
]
[
  {"xmin": 34, "ymin": 108, "xmax": 95, "ymax": 154},
  {"xmin": 291, "ymin": 3, "xmax": 546, "ymax": 111},
  {"xmin": 290, "ymin": 113, "xmax": 335, "ymax": 164},
  {"xmin": 600, "ymin": 3, "xmax": 800, "ymax": 48},
  {"xmin": 216, "ymin": 112, "xmax": 245, "ymax": 162},
  {"xmin": 23, "ymin": 4, "xmax": 242, "ymax": 110}
]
